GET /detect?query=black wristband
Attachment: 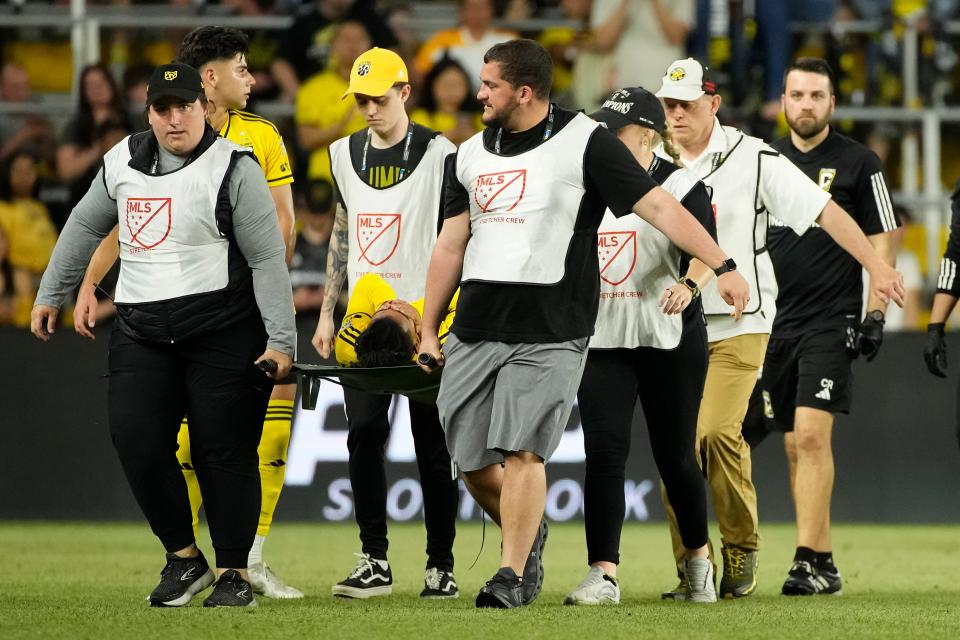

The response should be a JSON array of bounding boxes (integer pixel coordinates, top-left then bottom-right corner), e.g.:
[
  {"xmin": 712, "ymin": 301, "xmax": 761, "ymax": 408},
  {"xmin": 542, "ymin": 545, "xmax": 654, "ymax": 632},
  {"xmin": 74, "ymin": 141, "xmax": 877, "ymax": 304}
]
[
  {"xmin": 714, "ymin": 258, "xmax": 737, "ymax": 277},
  {"xmin": 929, "ymin": 322, "xmax": 946, "ymax": 335}
]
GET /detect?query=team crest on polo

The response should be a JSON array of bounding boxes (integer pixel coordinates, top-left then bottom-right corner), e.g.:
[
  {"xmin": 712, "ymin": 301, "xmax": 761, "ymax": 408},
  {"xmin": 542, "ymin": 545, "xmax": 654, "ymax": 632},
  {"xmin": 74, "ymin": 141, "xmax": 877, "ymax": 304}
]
[
  {"xmin": 125, "ymin": 197, "xmax": 172, "ymax": 249},
  {"xmin": 818, "ymin": 168, "xmax": 837, "ymax": 192},
  {"xmin": 598, "ymin": 231, "xmax": 637, "ymax": 286},
  {"xmin": 357, "ymin": 213, "xmax": 401, "ymax": 266},
  {"xmin": 474, "ymin": 170, "xmax": 526, "ymax": 213}
]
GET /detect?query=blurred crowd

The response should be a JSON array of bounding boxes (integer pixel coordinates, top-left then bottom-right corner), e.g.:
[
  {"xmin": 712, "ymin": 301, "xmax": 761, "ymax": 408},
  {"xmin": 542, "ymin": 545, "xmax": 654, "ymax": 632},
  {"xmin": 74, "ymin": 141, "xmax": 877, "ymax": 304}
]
[{"xmin": 1, "ymin": 0, "xmax": 956, "ymax": 329}]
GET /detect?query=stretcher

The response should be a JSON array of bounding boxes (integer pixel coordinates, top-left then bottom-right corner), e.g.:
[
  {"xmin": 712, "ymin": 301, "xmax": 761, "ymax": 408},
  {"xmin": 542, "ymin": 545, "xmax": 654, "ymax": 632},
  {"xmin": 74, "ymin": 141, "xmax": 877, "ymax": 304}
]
[{"xmin": 291, "ymin": 363, "xmax": 441, "ymax": 407}]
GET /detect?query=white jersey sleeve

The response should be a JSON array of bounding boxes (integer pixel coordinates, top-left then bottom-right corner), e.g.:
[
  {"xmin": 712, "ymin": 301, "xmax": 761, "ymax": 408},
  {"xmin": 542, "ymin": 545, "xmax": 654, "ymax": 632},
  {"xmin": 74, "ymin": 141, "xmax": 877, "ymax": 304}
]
[{"xmin": 757, "ymin": 148, "xmax": 831, "ymax": 234}]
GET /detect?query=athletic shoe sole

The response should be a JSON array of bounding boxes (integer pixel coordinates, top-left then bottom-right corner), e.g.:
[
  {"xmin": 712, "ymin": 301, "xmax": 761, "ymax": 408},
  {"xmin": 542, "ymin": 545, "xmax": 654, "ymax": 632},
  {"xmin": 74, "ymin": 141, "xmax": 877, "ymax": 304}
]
[
  {"xmin": 149, "ymin": 569, "xmax": 215, "ymax": 607},
  {"xmin": 420, "ymin": 592, "xmax": 460, "ymax": 600},
  {"xmin": 332, "ymin": 584, "xmax": 393, "ymax": 599},
  {"xmin": 475, "ymin": 591, "xmax": 518, "ymax": 609}
]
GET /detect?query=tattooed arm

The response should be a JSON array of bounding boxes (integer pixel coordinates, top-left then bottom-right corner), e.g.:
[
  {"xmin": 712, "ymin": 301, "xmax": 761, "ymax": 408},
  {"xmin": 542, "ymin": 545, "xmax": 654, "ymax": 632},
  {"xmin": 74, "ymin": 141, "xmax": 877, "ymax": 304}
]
[{"xmin": 311, "ymin": 203, "xmax": 349, "ymax": 358}]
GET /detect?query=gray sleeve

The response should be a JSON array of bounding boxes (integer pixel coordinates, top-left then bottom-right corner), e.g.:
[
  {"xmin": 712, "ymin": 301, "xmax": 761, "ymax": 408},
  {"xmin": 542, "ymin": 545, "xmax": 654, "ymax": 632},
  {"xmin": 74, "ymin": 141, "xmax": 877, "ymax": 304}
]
[
  {"xmin": 229, "ymin": 155, "xmax": 297, "ymax": 358},
  {"xmin": 35, "ymin": 168, "xmax": 118, "ymax": 308}
]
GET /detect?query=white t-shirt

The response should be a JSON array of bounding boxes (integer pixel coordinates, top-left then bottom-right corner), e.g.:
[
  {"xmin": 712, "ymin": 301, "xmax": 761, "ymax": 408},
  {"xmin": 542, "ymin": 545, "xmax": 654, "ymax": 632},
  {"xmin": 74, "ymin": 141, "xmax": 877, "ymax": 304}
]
[{"xmin": 591, "ymin": 0, "xmax": 695, "ymax": 93}]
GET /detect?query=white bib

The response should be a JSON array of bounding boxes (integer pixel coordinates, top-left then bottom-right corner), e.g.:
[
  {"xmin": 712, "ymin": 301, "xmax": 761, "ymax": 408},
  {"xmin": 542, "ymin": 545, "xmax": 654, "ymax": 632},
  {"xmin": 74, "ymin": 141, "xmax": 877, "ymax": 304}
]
[
  {"xmin": 457, "ymin": 113, "xmax": 598, "ymax": 285},
  {"xmin": 104, "ymin": 136, "xmax": 238, "ymax": 304},
  {"xmin": 331, "ymin": 132, "xmax": 454, "ymax": 302},
  {"xmin": 592, "ymin": 166, "xmax": 701, "ymax": 349}
]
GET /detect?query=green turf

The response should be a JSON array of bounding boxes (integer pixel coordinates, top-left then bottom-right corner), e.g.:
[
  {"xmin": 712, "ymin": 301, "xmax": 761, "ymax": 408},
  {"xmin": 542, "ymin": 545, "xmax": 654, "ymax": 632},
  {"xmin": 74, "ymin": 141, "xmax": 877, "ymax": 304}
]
[{"xmin": 1, "ymin": 521, "xmax": 958, "ymax": 639}]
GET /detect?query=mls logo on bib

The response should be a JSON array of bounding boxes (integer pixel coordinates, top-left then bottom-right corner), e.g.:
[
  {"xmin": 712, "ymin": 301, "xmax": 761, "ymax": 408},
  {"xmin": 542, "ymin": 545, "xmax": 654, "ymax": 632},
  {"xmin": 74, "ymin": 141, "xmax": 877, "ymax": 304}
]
[
  {"xmin": 125, "ymin": 197, "xmax": 172, "ymax": 249},
  {"xmin": 598, "ymin": 231, "xmax": 637, "ymax": 286},
  {"xmin": 474, "ymin": 170, "xmax": 526, "ymax": 213},
  {"xmin": 357, "ymin": 213, "xmax": 401, "ymax": 266}
]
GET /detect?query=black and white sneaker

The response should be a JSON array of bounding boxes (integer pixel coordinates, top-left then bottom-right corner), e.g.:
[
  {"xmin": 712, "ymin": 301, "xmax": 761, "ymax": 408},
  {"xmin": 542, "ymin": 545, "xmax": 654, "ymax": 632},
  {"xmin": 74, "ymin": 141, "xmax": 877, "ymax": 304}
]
[
  {"xmin": 476, "ymin": 567, "xmax": 524, "ymax": 609},
  {"xmin": 203, "ymin": 569, "xmax": 257, "ymax": 608},
  {"xmin": 521, "ymin": 519, "xmax": 548, "ymax": 604},
  {"xmin": 816, "ymin": 564, "xmax": 843, "ymax": 595},
  {"xmin": 332, "ymin": 553, "xmax": 393, "ymax": 599},
  {"xmin": 148, "ymin": 551, "xmax": 215, "ymax": 607},
  {"xmin": 781, "ymin": 560, "xmax": 822, "ymax": 596},
  {"xmin": 420, "ymin": 567, "xmax": 459, "ymax": 599}
]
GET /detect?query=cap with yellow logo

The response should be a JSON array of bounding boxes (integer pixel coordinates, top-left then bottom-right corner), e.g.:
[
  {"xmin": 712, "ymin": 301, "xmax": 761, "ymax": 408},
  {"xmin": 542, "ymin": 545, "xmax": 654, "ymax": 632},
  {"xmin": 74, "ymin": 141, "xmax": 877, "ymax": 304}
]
[
  {"xmin": 342, "ymin": 47, "xmax": 409, "ymax": 100},
  {"xmin": 147, "ymin": 62, "xmax": 205, "ymax": 107},
  {"xmin": 655, "ymin": 58, "xmax": 718, "ymax": 101}
]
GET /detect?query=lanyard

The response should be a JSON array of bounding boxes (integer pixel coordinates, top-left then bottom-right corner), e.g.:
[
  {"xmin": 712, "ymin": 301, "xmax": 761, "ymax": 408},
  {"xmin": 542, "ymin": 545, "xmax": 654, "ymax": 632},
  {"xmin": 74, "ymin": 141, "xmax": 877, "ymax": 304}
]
[
  {"xmin": 361, "ymin": 121, "xmax": 414, "ymax": 183},
  {"xmin": 494, "ymin": 103, "xmax": 554, "ymax": 154}
]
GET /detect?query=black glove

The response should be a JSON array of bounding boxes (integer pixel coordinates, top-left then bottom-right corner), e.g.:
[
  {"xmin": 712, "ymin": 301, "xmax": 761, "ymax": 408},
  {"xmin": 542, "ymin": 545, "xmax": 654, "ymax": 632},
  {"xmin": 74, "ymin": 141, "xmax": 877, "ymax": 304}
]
[
  {"xmin": 859, "ymin": 310, "xmax": 885, "ymax": 362},
  {"xmin": 924, "ymin": 322, "xmax": 948, "ymax": 378}
]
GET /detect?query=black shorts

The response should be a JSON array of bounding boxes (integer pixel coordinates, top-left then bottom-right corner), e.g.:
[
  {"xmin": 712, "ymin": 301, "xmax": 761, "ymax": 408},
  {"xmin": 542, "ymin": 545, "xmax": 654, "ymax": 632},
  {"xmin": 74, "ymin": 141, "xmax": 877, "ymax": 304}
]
[{"xmin": 761, "ymin": 323, "xmax": 857, "ymax": 431}]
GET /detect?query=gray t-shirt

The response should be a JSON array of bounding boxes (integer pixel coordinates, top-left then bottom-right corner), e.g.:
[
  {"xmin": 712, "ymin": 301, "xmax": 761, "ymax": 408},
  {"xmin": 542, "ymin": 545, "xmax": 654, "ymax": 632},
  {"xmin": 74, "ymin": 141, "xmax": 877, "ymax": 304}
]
[{"xmin": 36, "ymin": 141, "xmax": 296, "ymax": 357}]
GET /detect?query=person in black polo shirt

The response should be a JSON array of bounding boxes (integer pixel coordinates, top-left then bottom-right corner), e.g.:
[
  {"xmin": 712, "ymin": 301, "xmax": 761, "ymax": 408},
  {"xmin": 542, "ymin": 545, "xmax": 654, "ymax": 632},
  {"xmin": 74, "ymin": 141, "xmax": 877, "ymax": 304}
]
[
  {"xmin": 752, "ymin": 58, "xmax": 900, "ymax": 596},
  {"xmin": 415, "ymin": 39, "xmax": 749, "ymax": 609}
]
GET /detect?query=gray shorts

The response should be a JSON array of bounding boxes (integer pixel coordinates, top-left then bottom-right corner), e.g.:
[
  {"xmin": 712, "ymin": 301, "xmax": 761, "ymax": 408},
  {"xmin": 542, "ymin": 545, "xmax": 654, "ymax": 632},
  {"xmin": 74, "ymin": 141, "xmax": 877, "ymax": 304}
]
[{"xmin": 436, "ymin": 334, "xmax": 589, "ymax": 472}]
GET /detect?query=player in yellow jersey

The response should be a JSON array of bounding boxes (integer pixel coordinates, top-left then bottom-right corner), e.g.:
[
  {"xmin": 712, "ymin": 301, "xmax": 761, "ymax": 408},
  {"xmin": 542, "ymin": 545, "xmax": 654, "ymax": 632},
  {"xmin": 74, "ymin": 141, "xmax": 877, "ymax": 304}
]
[
  {"xmin": 336, "ymin": 273, "xmax": 457, "ymax": 368},
  {"xmin": 71, "ymin": 26, "xmax": 301, "ymax": 599}
]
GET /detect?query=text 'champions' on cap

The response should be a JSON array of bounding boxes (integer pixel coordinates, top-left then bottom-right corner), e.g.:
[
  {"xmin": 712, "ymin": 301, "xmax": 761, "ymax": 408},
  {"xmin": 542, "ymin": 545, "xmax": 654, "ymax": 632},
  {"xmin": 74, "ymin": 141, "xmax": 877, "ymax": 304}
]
[{"xmin": 342, "ymin": 48, "xmax": 409, "ymax": 99}]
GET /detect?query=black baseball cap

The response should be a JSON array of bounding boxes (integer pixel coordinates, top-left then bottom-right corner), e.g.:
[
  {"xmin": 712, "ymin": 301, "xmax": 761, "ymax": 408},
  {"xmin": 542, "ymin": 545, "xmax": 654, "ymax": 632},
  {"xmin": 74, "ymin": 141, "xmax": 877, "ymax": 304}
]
[
  {"xmin": 589, "ymin": 87, "xmax": 666, "ymax": 132},
  {"xmin": 146, "ymin": 62, "xmax": 204, "ymax": 107}
]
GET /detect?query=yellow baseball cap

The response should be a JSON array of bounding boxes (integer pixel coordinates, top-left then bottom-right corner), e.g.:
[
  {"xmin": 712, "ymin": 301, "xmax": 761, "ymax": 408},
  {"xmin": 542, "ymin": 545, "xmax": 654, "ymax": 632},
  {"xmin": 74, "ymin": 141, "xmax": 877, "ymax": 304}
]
[{"xmin": 342, "ymin": 47, "xmax": 409, "ymax": 99}]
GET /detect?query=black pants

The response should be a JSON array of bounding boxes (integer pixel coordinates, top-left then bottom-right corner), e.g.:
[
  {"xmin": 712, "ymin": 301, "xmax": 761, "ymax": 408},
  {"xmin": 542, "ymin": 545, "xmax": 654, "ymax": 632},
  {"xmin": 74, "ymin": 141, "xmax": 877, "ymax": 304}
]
[
  {"xmin": 108, "ymin": 315, "xmax": 271, "ymax": 568},
  {"xmin": 343, "ymin": 386, "xmax": 458, "ymax": 571},
  {"xmin": 577, "ymin": 321, "xmax": 709, "ymax": 565}
]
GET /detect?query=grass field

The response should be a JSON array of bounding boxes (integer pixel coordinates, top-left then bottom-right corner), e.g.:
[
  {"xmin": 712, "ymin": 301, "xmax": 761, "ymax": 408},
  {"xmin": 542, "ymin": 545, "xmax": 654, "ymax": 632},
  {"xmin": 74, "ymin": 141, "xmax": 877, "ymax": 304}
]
[{"xmin": 2, "ymin": 521, "xmax": 958, "ymax": 639}]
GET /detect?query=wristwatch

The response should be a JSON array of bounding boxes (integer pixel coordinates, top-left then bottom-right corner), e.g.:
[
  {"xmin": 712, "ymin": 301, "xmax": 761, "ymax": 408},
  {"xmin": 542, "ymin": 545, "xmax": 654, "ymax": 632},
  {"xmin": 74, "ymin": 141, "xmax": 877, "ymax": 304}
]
[
  {"xmin": 678, "ymin": 276, "xmax": 701, "ymax": 298},
  {"xmin": 713, "ymin": 258, "xmax": 737, "ymax": 277},
  {"xmin": 865, "ymin": 310, "xmax": 885, "ymax": 324}
]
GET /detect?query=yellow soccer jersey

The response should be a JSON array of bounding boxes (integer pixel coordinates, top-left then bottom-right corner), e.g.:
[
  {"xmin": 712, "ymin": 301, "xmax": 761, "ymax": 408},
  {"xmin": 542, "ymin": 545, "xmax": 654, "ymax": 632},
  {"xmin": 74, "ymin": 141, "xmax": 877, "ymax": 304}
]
[
  {"xmin": 219, "ymin": 110, "xmax": 294, "ymax": 187},
  {"xmin": 336, "ymin": 273, "xmax": 458, "ymax": 367}
]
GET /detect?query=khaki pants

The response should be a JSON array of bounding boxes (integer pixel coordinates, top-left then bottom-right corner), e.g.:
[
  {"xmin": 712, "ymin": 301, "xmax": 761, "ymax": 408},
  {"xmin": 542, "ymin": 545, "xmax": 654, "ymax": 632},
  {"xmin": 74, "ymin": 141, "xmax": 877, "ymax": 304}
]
[{"xmin": 663, "ymin": 332, "xmax": 768, "ymax": 566}]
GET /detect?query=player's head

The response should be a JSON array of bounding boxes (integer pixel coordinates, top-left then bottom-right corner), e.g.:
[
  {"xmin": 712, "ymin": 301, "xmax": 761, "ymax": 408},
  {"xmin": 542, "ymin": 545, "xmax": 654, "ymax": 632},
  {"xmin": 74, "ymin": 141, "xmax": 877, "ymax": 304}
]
[
  {"xmin": 145, "ymin": 63, "xmax": 208, "ymax": 156},
  {"xmin": 343, "ymin": 46, "xmax": 411, "ymax": 137},
  {"xmin": 782, "ymin": 57, "xmax": 836, "ymax": 141},
  {"xmin": 478, "ymin": 39, "xmax": 552, "ymax": 129},
  {"xmin": 460, "ymin": 0, "xmax": 494, "ymax": 32},
  {"xmin": 178, "ymin": 26, "xmax": 253, "ymax": 111},
  {"xmin": 655, "ymin": 58, "xmax": 720, "ymax": 150},
  {"xmin": 355, "ymin": 299, "xmax": 422, "ymax": 367},
  {"xmin": 590, "ymin": 86, "xmax": 681, "ymax": 164}
]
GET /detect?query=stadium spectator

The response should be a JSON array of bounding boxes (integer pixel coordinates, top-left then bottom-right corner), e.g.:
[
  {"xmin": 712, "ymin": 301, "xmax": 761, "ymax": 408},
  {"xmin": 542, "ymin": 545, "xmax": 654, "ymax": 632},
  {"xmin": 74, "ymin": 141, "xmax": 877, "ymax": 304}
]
[
  {"xmin": 588, "ymin": 0, "xmax": 694, "ymax": 101},
  {"xmin": 290, "ymin": 188, "xmax": 334, "ymax": 314},
  {"xmin": 221, "ymin": 0, "xmax": 285, "ymax": 100},
  {"xmin": 67, "ymin": 118, "xmax": 130, "ymax": 212},
  {"xmin": 295, "ymin": 20, "xmax": 371, "ymax": 212},
  {"xmin": 0, "ymin": 151, "xmax": 57, "ymax": 328},
  {"xmin": 538, "ymin": 0, "xmax": 592, "ymax": 105},
  {"xmin": 272, "ymin": 0, "xmax": 397, "ymax": 101},
  {"xmin": 56, "ymin": 64, "xmax": 133, "ymax": 184},
  {"xmin": 0, "ymin": 62, "xmax": 55, "ymax": 167},
  {"xmin": 412, "ymin": 0, "xmax": 518, "ymax": 90},
  {"xmin": 410, "ymin": 57, "xmax": 482, "ymax": 145}
]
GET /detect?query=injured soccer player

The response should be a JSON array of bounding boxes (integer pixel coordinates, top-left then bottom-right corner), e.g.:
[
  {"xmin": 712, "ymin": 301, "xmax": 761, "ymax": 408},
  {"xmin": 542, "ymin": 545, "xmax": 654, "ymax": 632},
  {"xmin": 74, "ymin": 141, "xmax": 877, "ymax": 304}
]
[{"xmin": 336, "ymin": 272, "xmax": 458, "ymax": 368}]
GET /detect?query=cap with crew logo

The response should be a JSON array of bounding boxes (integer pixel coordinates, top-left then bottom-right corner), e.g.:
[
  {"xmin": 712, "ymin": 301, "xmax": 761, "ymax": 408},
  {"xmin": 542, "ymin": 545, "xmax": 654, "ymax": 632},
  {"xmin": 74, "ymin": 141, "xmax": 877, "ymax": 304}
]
[
  {"xmin": 589, "ymin": 87, "xmax": 665, "ymax": 132},
  {"xmin": 146, "ymin": 62, "xmax": 204, "ymax": 107},
  {"xmin": 655, "ymin": 58, "xmax": 718, "ymax": 101},
  {"xmin": 342, "ymin": 47, "xmax": 409, "ymax": 99}
]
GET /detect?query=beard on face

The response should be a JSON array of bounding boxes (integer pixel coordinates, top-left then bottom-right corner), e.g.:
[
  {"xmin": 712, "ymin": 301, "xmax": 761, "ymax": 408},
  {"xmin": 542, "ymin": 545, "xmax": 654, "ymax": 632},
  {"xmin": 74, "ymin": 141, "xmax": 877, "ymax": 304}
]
[
  {"xmin": 786, "ymin": 110, "xmax": 830, "ymax": 140},
  {"xmin": 481, "ymin": 94, "xmax": 520, "ymax": 130}
]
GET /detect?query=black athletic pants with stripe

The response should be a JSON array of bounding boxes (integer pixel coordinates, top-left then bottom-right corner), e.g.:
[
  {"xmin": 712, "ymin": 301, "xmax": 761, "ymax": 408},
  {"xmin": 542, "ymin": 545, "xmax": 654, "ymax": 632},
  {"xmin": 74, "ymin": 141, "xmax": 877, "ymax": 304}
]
[
  {"xmin": 577, "ymin": 317, "xmax": 710, "ymax": 565},
  {"xmin": 108, "ymin": 314, "xmax": 271, "ymax": 569},
  {"xmin": 343, "ymin": 387, "xmax": 458, "ymax": 571}
]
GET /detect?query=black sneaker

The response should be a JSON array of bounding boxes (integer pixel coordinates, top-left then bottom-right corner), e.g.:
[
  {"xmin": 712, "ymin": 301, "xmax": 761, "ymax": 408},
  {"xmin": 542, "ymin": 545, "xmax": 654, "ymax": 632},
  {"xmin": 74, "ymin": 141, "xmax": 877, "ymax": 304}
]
[
  {"xmin": 148, "ymin": 552, "xmax": 215, "ymax": 607},
  {"xmin": 816, "ymin": 565, "xmax": 843, "ymax": 595},
  {"xmin": 476, "ymin": 567, "xmax": 524, "ymax": 609},
  {"xmin": 331, "ymin": 553, "xmax": 393, "ymax": 599},
  {"xmin": 420, "ymin": 567, "xmax": 459, "ymax": 599},
  {"xmin": 521, "ymin": 519, "xmax": 548, "ymax": 604},
  {"xmin": 202, "ymin": 570, "xmax": 257, "ymax": 608},
  {"xmin": 781, "ymin": 560, "xmax": 821, "ymax": 596},
  {"xmin": 661, "ymin": 569, "xmax": 689, "ymax": 601}
]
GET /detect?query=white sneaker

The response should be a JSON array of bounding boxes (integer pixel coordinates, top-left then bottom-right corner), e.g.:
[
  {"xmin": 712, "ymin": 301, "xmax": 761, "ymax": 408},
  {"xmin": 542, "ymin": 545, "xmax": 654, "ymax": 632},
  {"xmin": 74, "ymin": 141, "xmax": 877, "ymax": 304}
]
[
  {"xmin": 247, "ymin": 561, "xmax": 305, "ymax": 599},
  {"xmin": 684, "ymin": 557, "xmax": 718, "ymax": 603},
  {"xmin": 562, "ymin": 566, "xmax": 620, "ymax": 605}
]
